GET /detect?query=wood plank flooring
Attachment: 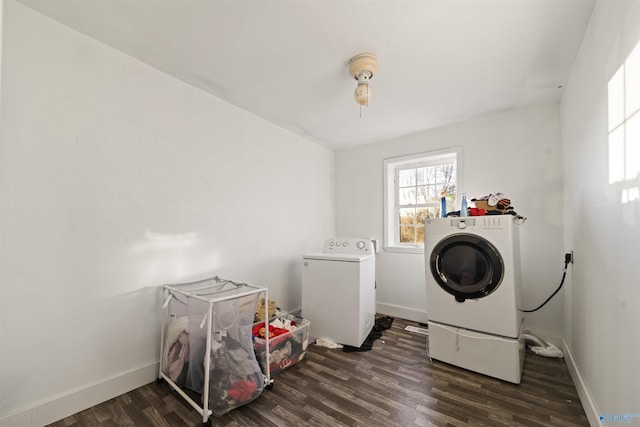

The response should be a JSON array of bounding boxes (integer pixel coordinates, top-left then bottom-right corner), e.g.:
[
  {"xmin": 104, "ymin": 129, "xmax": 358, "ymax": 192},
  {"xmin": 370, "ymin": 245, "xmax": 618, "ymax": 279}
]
[{"xmin": 48, "ymin": 317, "xmax": 589, "ymax": 426}]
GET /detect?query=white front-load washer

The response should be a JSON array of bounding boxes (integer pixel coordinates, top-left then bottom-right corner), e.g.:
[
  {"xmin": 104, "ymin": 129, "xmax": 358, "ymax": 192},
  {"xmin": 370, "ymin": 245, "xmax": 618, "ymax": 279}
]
[
  {"xmin": 424, "ymin": 216, "xmax": 525, "ymax": 383},
  {"xmin": 302, "ymin": 238, "xmax": 375, "ymax": 347}
]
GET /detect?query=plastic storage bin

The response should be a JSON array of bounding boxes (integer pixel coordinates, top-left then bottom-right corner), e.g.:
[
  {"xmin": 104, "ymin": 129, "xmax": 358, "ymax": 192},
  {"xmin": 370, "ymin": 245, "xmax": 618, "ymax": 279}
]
[{"xmin": 253, "ymin": 313, "xmax": 310, "ymax": 377}]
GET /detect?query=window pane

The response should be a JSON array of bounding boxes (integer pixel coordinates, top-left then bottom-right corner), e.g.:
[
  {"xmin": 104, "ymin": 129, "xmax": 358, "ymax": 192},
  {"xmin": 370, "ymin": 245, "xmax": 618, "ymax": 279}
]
[
  {"xmin": 625, "ymin": 112, "xmax": 640, "ymax": 181},
  {"xmin": 399, "ymin": 188, "xmax": 416, "ymax": 205},
  {"xmin": 400, "ymin": 226, "xmax": 415, "ymax": 243},
  {"xmin": 435, "ymin": 164, "xmax": 449, "ymax": 184},
  {"xmin": 625, "ymin": 41, "xmax": 640, "ymax": 118},
  {"xmin": 427, "ymin": 166, "xmax": 436, "ymax": 184},
  {"xmin": 417, "ymin": 166, "xmax": 436, "ymax": 185},
  {"xmin": 428, "ymin": 185, "xmax": 437, "ymax": 203},
  {"xmin": 609, "ymin": 65, "xmax": 624, "ymax": 131},
  {"xmin": 417, "ymin": 185, "xmax": 437, "ymax": 204},
  {"xmin": 398, "ymin": 169, "xmax": 416, "ymax": 187},
  {"xmin": 609, "ymin": 125, "xmax": 625, "ymax": 184},
  {"xmin": 416, "ymin": 185, "xmax": 428, "ymax": 204},
  {"xmin": 416, "ymin": 207, "xmax": 436, "ymax": 224},
  {"xmin": 416, "ymin": 167, "xmax": 429, "ymax": 185},
  {"xmin": 416, "ymin": 225, "xmax": 425, "ymax": 244},
  {"xmin": 399, "ymin": 208, "xmax": 416, "ymax": 225}
]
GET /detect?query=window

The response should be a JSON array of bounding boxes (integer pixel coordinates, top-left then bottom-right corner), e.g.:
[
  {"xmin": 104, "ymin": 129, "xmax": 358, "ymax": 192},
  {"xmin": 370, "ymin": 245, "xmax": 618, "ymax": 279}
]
[
  {"xmin": 384, "ymin": 147, "xmax": 461, "ymax": 253},
  {"xmin": 608, "ymin": 39, "xmax": 640, "ymax": 203}
]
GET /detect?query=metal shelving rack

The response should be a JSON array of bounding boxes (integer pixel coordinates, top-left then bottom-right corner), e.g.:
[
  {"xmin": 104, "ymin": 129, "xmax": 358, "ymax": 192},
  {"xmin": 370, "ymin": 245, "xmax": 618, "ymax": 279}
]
[{"xmin": 159, "ymin": 276, "xmax": 272, "ymax": 426}]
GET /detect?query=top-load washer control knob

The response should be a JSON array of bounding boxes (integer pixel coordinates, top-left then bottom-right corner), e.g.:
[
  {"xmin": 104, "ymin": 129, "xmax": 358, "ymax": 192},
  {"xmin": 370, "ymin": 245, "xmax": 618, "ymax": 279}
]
[
  {"xmin": 357, "ymin": 241, "xmax": 365, "ymax": 249},
  {"xmin": 458, "ymin": 221, "xmax": 467, "ymax": 229}
]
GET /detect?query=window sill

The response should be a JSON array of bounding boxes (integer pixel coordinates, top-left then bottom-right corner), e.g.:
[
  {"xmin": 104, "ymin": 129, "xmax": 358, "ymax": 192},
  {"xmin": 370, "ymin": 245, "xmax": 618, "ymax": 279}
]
[{"xmin": 383, "ymin": 245, "xmax": 424, "ymax": 254}]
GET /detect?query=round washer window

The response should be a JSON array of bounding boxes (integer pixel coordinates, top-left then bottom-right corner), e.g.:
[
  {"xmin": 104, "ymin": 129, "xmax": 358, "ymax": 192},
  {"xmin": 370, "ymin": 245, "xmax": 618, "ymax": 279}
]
[{"xmin": 430, "ymin": 233, "xmax": 504, "ymax": 302}]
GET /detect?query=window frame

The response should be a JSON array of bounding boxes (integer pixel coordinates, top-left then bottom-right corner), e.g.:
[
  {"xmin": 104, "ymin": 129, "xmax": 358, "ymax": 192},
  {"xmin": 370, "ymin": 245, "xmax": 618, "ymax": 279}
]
[{"xmin": 383, "ymin": 147, "xmax": 462, "ymax": 254}]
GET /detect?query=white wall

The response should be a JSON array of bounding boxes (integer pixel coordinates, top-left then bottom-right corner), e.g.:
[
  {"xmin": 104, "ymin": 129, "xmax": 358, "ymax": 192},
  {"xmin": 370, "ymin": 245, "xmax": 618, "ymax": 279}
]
[
  {"xmin": 0, "ymin": 1, "xmax": 333, "ymax": 423},
  {"xmin": 561, "ymin": 0, "xmax": 640, "ymax": 423},
  {"xmin": 336, "ymin": 103, "xmax": 565, "ymax": 336}
]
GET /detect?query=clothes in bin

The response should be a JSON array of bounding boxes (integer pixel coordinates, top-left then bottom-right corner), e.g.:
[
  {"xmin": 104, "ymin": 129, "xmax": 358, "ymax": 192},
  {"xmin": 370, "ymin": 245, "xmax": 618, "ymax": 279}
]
[{"xmin": 252, "ymin": 313, "xmax": 310, "ymax": 376}]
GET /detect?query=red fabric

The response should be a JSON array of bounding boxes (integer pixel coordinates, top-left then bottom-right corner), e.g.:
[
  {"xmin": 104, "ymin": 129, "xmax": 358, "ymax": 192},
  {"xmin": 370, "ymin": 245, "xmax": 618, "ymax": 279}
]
[
  {"xmin": 252, "ymin": 324, "xmax": 289, "ymax": 339},
  {"xmin": 469, "ymin": 207, "xmax": 486, "ymax": 216},
  {"xmin": 228, "ymin": 379, "xmax": 257, "ymax": 402}
]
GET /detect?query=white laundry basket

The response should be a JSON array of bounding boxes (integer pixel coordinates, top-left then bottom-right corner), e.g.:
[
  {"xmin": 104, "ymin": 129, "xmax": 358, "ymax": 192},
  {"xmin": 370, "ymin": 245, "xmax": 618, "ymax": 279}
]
[{"xmin": 159, "ymin": 276, "xmax": 273, "ymax": 425}]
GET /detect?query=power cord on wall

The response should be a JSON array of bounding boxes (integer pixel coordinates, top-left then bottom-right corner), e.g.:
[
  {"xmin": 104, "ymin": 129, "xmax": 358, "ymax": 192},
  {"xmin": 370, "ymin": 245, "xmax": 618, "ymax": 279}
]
[{"xmin": 520, "ymin": 252, "xmax": 573, "ymax": 313}]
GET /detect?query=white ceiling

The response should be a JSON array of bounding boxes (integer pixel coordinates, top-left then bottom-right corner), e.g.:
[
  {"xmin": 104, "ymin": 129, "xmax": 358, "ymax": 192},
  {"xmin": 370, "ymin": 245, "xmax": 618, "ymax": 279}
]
[{"xmin": 18, "ymin": 0, "xmax": 595, "ymax": 150}]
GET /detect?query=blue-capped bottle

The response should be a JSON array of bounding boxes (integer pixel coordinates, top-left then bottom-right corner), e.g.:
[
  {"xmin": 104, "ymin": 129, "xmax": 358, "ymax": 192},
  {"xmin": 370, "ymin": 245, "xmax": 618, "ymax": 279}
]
[
  {"xmin": 460, "ymin": 194, "xmax": 468, "ymax": 217},
  {"xmin": 440, "ymin": 192, "xmax": 447, "ymax": 218}
]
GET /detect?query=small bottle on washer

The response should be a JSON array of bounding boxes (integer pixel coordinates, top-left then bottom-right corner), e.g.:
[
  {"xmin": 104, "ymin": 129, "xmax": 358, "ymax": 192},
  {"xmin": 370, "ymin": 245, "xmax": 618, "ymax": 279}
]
[
  {"xmin": 460, "ymin": 193, "xmax": 468, "ymax": 217},
  {"xmin": 440, "ymin": 192, "xmax": 447, "ymax": 218}
]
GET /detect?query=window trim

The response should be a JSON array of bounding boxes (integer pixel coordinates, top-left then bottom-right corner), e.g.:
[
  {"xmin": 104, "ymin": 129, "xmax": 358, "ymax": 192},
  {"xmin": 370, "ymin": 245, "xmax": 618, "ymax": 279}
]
[{"xmin": 383, "ymin": 147, "xmax": 463, "ymax": 254}]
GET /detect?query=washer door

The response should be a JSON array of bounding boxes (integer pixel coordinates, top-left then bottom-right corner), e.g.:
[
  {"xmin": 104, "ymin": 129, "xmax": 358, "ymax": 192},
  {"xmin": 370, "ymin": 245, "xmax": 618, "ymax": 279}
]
[{"xmin": 430, "ymin": 233, "xmax": 504, "ymax": 302}]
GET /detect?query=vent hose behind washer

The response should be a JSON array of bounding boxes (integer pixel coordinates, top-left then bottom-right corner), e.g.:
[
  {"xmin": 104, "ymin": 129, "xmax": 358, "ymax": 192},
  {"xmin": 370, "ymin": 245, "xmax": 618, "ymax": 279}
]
[{"xmin": 524, "ymin": 332, "xmax": 564, "ymax": 358}]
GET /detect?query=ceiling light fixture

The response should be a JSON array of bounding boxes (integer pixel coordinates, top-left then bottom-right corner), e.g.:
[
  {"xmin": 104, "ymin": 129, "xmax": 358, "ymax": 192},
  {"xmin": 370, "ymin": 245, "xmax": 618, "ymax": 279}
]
[{"xmin": 348, "ymin": 53, "xmax": 378, "ymax": 116}]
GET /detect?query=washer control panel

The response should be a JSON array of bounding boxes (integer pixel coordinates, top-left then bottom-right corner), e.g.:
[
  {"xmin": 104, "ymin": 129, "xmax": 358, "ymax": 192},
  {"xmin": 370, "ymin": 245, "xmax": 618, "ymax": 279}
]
[
  {"xmin": 424, "ymin": 216, "xmax": 511, "ymax": 233},
  {"xmin": 323, "ymin": 237, "xmax": 374, "ymax": 254}
]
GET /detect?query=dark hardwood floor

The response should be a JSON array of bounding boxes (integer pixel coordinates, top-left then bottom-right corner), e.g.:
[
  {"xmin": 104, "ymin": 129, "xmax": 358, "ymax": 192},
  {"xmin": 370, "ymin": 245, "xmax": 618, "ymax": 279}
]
[{"xmin": 48, "ymin": 317, "xmax": 589, "ymax": 426}]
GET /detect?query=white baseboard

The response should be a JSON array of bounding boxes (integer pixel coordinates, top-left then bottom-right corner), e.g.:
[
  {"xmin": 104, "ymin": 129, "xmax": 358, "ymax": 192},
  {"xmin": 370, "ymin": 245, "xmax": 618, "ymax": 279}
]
[
  {"xmin": 562, "ymin": 339, "xmax": 602, "ymax": 427},
  {"xmin": 0, "ymin": 362, "xmax": 159, "ymax": 427},
  {"xmin": 376, "ymin": 302, "xmax": 428, "ymax": 324}
]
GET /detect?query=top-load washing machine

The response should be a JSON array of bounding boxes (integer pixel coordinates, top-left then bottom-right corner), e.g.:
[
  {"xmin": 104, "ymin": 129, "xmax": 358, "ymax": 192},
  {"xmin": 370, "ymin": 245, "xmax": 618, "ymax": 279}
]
[
  {"xmin": 302, "ymin": 238, "xmax": 375, "ymax": 347},
  {"xmin": 424, "ymin": 216, "xmax": 525, "ymax": 383}
]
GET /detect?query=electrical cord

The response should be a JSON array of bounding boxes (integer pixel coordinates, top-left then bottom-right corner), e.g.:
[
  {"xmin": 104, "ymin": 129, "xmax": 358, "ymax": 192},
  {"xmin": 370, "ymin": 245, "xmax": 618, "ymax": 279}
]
[{"xmin": 520, "ymin": 254, "xmax": 571, "ymax": 313}]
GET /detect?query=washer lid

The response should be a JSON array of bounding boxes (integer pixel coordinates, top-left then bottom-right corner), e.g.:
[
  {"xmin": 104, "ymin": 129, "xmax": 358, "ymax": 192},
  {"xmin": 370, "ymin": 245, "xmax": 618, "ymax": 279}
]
[{"xmin": 303, "ymin": 252, "xmax": 374, "ymax": 262}]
